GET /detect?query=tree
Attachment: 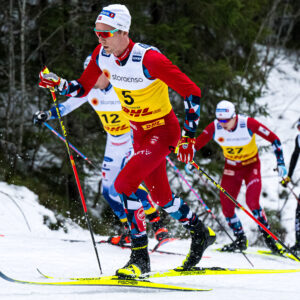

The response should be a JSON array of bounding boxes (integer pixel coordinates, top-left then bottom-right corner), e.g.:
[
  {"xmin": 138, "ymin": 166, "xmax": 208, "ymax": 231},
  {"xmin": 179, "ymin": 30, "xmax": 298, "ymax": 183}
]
[{"xmin": 0, "ymin": 0, "xmax": 299, "ymax": 235}]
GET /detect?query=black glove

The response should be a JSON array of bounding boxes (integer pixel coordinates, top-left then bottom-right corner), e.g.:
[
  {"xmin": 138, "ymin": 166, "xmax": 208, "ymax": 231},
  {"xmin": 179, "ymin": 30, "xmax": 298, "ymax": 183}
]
[{"xmin": 32, "ymin": 111, "xmax": 50, "ymax": 126}]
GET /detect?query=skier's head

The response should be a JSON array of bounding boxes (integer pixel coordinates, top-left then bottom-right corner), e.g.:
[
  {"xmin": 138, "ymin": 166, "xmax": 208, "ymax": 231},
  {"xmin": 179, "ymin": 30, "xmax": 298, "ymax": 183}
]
[
  {"xmin": 215, "ymin": 100, "xmax": 237, "ymax": 131},
  {"xmin": 94, "ymin": 4, "xmax": 131, "ymax": 56},
  {"xmin": 215, "ymin": 100, "xmax": 236, "ymax": 120},
  {"xmin": 83, "ymin": 55, "xmax": 91, "ymax": 70},
  {"xmin": 95, "ymin": 4, "xmax": 131, "ymax": 32}
]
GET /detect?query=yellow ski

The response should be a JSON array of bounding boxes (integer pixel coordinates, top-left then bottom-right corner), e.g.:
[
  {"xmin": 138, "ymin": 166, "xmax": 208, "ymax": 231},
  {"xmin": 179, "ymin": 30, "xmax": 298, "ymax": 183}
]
[
  {"xmin": 148, "ymin": 267, "xmax": 300, "ymax": 278},
  {"xmin": 0, "ymin": 271, "xmax": 210, "ymax": 292},
  {"xmin": 215, "ymin": 247, "xmax": 300, "ymax": 262},
  {"xmin": 37, "ymin": 266, "xmax": 300, "ymax": 281}
]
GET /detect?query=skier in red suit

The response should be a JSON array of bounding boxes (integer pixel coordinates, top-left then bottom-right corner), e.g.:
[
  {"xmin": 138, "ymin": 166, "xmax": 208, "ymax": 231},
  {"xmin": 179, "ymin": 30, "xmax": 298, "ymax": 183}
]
[
  {"xmin": 190, "ymin": 100, "xmax": 287, "ymax": 253},
  {"xmin": 38, "ymin": 4, "xmax": 216, "ymax": 278}
]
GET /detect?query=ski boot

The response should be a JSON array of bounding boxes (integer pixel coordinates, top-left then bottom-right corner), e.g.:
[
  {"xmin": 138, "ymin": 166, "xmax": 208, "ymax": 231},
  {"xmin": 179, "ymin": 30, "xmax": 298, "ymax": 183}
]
[
  {"xmin": 221, "ymin": 234, "xmax": 248, "ymax": 252},
  {"xmin": 290, "ymin": 241, "xmax": 300, "ymax": 256},
  {"xmin": 108, "ymin": 234, "xmax": 130, "ymax": 246},
  {"xmin": 181, "ymin": 221, "xmax": 216, "ymax": 270},
  {"xmin": 116, "ymin": 236, "xmax": 150, "ymax": 278},
  {"xmin": 146, "ymin": 211, "xmax": 170, "ymax": 242},
  {"xmin": 108, "ymin": 224, "xmax": 131, "ymax": 246},
  {"xmin": 262, "ymin": 232, "xmax": 284, "ymax": 254},
  {"xmin": 154, "ymin": 227, "xmax": 170, "ymax": 242}
]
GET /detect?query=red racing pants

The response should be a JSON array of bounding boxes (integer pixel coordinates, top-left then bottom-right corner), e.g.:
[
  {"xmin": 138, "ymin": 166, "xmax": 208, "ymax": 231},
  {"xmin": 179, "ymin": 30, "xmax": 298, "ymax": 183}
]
[
  {"xmin": 114, "ymin": 110, "xmax": 181, "ymax": 207},
  {"xmin": 220, "ymin": 155, "xmax": 262, "ymax": 218}
]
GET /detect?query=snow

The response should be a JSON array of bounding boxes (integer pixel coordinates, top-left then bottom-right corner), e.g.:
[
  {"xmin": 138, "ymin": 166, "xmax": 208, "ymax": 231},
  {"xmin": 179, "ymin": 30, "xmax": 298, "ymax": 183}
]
[
  {"xmin": 1, "ymin": 53, "xmax": 300, "ymax": 299},
  {"xmin": 1, "ymin": 181, "xmax": 300, "ymax": 299}
]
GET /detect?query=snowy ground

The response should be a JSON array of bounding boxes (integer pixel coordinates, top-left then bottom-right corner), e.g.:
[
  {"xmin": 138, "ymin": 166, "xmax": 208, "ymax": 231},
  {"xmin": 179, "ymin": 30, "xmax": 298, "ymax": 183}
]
[
  {"xmin": 1, "ymin": 53, "xmax": 300, "ymax": 299},
  {"xmin": 1, "ymin": 177, "xmax": 300, "ymax": 299}
]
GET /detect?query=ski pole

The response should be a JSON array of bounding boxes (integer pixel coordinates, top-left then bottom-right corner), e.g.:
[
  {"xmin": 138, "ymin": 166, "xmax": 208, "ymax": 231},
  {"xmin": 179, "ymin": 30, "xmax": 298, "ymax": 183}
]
[
  {"xmin": 166, "ymin": 157, "xmax": 254, "ymax": 267},
  {"xmin": 0, "ymin": 191, "xmax": 31, "ymax": 232},
  {"xmin": 274, "ymin": 168, "xmax": 300, "ymax": 205},
  {"xmin": 42, "ymin": 67, "xmax": 103, "ymax": 274},
  {"xmin": 44, "ymin": 122, "xmax": 102, "ymax": 173},
  {"xmin": 287, "ymin": 184, "xmax": 300, "ymax": 205},
  {"xmin": 190, "ymin": 160, "xmax": 300, "ymax": 262},
  {"xmin": 279, "ymin": 178, "xmax": 300, "ymax": 213}
]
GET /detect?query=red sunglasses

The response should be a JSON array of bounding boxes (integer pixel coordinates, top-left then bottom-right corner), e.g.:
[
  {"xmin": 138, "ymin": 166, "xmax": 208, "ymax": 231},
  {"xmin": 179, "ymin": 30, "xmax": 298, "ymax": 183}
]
[
  {"xmin": 217, "ymin": 118, "xmax": 232, "ymax": 123},
  {"xmin": 94, "ymin": 28, "xmax": 119, "ymax": 39}
]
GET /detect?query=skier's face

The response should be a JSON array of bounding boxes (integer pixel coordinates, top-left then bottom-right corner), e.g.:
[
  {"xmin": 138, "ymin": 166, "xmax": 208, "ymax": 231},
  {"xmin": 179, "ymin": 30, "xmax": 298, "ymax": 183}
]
[
  {"xmin": 218, "ymin": 116, "xmax": 237, "ymax": 131},
  {"xmin": 95, "ymin": 23, "xmax": 128, "ymax": 56}
]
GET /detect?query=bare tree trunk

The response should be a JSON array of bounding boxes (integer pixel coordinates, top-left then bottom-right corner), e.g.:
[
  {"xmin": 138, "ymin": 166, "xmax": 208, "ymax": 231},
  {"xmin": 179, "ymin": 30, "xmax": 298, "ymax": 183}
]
[
  {"xmin": 17, "ymin": 0, "xmax": 26, "ymax": 155},
  {"xmin": 6, "ymin": 0, "xmax": 15, "ymax": 141}
]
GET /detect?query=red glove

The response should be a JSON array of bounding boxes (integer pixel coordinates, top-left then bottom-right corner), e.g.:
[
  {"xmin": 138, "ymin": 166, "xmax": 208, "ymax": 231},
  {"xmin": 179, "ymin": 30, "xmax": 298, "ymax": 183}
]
[
  {"xmin": 176, "ymin": 136, "xmax": 196, "ymax": 163},
  {"xmin": 39, "ymin": 67, "xmax": 67, "ymax": 92}
]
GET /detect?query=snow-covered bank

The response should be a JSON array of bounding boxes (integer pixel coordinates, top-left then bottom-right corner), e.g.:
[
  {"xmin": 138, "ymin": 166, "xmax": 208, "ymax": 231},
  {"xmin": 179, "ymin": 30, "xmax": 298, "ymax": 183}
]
[{"xmin": 1, "ymin": 177, "xmax": 300, "ymax": 299}]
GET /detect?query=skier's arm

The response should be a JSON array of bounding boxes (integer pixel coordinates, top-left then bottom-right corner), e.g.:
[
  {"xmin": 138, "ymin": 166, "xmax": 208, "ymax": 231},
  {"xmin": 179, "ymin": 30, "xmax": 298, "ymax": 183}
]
[
  {"xmin": 32, "ymin": 96, "xmax": 89, "ymax": 126},
  {"xmin": 48, "ymin": 96, "xmax": 89, "ymax": 119},
  {"xmin": 143, "ymin": 50, "xmax": 201, "ymax": 163},
  {"xmin": 39, "ymin": 45, "xmax": 103, "ymax": 98},
  {"xmin": 288, "ymin": 135, "xmax": 300, "ymax": 178},
  {"xmin": 184, "ymin": 122, "xmax": 215, "ymax": 176},
  {"xmin": 142, "ymin": 50, "xmax": 201, "ymax": 137},
  {"xmin": 247, "ymin": 117, "xmax": 286, "ymax": 176},
  {"xmin": 195, "ymin": 122, "xmax": 215, "ymax": 151}
]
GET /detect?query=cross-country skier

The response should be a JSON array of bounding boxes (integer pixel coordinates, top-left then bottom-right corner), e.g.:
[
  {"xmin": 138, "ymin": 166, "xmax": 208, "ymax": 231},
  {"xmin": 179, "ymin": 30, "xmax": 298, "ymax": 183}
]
[
  {"xmin": 188, "ymin": 100, "xmax": 287, "ymax": 253},
  {"xmin": 37, "ymin": 4, "xmax": 216, "ymax": 278},
  {"xmin": 33, "ymin": 55, "xmax": 171, "ymax": 246},
  {"xmin": 281, "ymin": 118, "xmax": 300, "ymax": 254}
]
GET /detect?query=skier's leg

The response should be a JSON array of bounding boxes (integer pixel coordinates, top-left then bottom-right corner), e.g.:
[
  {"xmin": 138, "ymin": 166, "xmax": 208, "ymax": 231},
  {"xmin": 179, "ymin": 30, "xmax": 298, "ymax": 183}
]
[
  {"xmin": 115, "ymin": 112, "xmax": 215, "ymax": 274},
  {"xmin": 143, "ymin": 161, "xmax": 216, "ymax": 270},
  {"xmin": 219, "ymin": 165, "xmax": 247, "ymax": 251},
  {"xmin": 135, "ymin": 185, "xmax": 170, "ymax": 241},
  {"xmin": 101, "ymin": 137, "xmax": 128, "ymax": 219},
  {"xmin": 244, "ymin": 159, "xmax": 283, "ymax": 253},
  {"xmin": 101, "ymin": 133, "xmax": 133, "ymax": 244},
  {"xmin": 220, "ymin": 166, "xmax": 244, "ymax": 235},
  {"xmin": 291, "ymin": 200, "xmax": 300, "ymax": 253}
]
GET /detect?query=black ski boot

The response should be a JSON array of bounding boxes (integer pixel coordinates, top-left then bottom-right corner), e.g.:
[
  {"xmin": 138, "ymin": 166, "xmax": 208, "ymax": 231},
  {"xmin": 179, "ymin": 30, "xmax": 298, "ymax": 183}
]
[
  {"xmin": 221, "ymin": 234, "xmax": 248, "ymax": 252},
  {"xmin": 146, "ymin": 211, "xmax": 170, "ymax": 242},
  {"xmin": 262, "ymin": 232, "xmax": 284, "ymax": 254},
  {"xmin": 116, "ymin": 236, "xmax": 150, "ymax": 278},
  {"xmin": 290, "ymin": 241, "xmax": 300, "ymax": 256},
  {"xmin": 181, "ymin": 221, "xmax": 216, "ymax": 270}
]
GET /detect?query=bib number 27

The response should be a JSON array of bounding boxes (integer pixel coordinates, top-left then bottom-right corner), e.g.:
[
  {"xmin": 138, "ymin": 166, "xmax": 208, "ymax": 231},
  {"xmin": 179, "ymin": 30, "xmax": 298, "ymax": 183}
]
[
  {"xmin": 226, "ymin": 147, "xmax": 243, "ymax": 154},
  {"xmin": 122, "ymin": 90, "xmax": 134, "ymax": 105}
]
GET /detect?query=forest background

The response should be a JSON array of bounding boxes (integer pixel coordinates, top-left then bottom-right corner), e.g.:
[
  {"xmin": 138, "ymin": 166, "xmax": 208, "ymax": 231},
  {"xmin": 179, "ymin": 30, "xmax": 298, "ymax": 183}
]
[{"xmin": 0, "ymin": 0, "xmax": 299, "ymax": 239}]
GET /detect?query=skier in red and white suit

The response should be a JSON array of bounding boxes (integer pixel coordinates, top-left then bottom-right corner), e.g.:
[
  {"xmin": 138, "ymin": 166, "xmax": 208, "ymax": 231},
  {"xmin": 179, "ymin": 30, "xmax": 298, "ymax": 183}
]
[
  {"xmin": 33, "ymin": 55, "xmax": 171, "ymax": 246},
  {"xmin": 193, "ymin": 100, "xmax": 287, "ymax": 253},
  {"xmin": 38, "ymin": 4, "xmax": 216, "ymax": 277}
]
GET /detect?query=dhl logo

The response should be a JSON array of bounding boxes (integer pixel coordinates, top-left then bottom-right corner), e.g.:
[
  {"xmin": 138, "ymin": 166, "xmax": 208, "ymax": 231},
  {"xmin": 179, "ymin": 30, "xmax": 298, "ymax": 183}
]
[
  {"xmin": 122, "ymin": 107, "xmax": 153, "ymax": 117},
  {"xmin": 227, "ymin": 153, "xmax": 255, "ymax": 160},
  {"xmin": 104, "ymin": 124, "xmax": 129, "ymax": 132},
  {"xmin": 142, "ymin": 119, "xmax": 165, "ymax": 130}
]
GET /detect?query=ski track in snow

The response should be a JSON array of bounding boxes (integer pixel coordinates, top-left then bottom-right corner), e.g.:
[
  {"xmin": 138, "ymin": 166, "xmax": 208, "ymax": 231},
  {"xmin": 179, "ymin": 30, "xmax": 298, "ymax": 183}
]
[{"xmin": 1, "ymin": 54, "xmax": 300, "ymax": 299}]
